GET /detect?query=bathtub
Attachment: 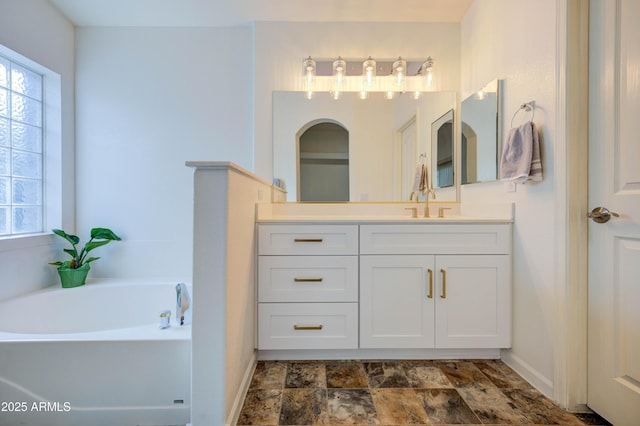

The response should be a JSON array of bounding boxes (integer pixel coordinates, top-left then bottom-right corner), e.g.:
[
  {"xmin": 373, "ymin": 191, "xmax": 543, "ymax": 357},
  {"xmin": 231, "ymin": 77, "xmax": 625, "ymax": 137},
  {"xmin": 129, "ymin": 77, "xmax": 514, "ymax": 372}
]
[{"xmin": 0, "ymin": 279, "xmax": 191, "ymax": 426}]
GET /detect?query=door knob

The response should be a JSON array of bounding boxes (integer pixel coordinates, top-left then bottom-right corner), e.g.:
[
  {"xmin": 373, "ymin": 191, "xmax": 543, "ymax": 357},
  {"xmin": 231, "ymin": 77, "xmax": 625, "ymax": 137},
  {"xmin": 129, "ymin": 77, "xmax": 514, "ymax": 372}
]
[{"xmin": 587, "ymin": 207, "xmax": 619, "ymax": 224}]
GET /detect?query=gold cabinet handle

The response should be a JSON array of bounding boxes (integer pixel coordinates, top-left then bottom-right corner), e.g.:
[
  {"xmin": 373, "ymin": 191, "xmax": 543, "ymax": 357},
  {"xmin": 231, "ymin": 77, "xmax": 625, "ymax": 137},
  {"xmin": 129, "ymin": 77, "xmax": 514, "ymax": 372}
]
[
  {"xmin": 293, "ymin": 325, "xmax": 323, "ymax": 330},
  {"xmin": 293, "ymin": 277, "xmax": 323, "ymax": 283},
  {"xmin": 427, "ymin": 268, "xmax": 433, "ymax": 299},
  {"xmin": 294, "ymin": 238, "xmax": 323, "ymax": 243},
  {"xmin": 440, "ymin": 268, "xmax": 447, "ymax": 298}
]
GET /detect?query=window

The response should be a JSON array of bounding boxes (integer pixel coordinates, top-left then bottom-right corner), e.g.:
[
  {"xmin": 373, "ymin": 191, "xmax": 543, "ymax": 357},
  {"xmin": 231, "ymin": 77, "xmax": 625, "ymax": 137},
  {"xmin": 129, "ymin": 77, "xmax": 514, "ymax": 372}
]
[{"xmin": 0, "ymin": 45, "xmax": 61, "ymax": 238}]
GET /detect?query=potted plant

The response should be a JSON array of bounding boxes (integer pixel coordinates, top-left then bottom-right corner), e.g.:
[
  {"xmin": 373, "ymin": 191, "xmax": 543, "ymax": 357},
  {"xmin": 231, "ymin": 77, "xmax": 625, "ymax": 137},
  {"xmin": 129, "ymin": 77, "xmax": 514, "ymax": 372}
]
[{"xmin": 50, "ymin": 227, "xmax": 122, "ymax": 288}]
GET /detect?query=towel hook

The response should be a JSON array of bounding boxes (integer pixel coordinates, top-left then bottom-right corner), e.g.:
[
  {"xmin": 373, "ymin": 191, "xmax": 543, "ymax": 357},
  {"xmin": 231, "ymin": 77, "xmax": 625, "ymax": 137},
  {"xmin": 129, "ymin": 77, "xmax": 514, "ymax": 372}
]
[{"xmin": 510, "ymin": 100, "xmax": 535, "ymax": 127}]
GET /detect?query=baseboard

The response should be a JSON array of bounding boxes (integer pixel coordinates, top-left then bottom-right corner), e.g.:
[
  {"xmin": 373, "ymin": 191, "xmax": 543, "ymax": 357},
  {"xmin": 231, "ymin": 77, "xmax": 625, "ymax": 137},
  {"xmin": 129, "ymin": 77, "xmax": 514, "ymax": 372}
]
[
  {"xmin": 225, "ymin": 351, "xmax": 257, "ymax": 426},
  {"xmin": 501, "ymin": 349, "xmax": 554, "ymax": 398},
  {"xmin": 258, "ymin": 348, "xmax": 500, "ymax": 361}
]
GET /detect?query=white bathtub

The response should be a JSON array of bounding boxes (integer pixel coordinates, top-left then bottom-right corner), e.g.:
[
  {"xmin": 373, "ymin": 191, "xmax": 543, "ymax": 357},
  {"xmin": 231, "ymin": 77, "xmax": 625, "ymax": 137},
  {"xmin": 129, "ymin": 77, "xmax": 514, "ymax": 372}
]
[{"xmin": 0, "ymin": 279, "xmax": 191, "ymax": 426}]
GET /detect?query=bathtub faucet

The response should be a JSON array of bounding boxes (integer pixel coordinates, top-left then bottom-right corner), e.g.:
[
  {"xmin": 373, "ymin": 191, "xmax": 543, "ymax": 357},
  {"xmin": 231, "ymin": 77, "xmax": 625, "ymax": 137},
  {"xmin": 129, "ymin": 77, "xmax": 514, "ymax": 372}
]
[{"xmin": 176, "ymin": 283, "xmax": 191, "ymax": 326}]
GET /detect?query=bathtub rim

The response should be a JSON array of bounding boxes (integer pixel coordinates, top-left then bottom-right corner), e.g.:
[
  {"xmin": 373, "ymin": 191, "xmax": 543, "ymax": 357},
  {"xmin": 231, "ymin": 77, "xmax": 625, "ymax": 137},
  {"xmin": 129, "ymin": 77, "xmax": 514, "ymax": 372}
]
[{"xmin": 0, "ymin": 278, "xmax": 192, "ymax": 342}]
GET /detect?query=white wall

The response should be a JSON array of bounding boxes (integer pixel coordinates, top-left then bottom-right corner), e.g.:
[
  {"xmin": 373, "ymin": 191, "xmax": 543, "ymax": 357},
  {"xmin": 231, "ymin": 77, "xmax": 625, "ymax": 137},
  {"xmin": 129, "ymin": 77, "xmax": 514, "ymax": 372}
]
[
  {"xmin": 74, "ymin": 26, "xmax": 253, "ymax": 280},
  {"xmin": 253, "ymin": 22, "xmax": 461, "ymax": 182},
  {"xmin": 460, "ymin": 0, "xmax": 558, "ymax": 396},
  {"xmin": 0, "ymin": 0, "xmax": 75, "ymax": 300}
]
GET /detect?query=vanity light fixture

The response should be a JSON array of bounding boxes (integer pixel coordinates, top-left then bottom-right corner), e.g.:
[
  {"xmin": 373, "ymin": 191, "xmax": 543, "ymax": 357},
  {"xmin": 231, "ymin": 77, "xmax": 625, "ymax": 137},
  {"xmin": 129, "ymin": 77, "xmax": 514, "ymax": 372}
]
[{"xmin": 301, "ymin": 56, "xmax": 436, "ymax": 99}]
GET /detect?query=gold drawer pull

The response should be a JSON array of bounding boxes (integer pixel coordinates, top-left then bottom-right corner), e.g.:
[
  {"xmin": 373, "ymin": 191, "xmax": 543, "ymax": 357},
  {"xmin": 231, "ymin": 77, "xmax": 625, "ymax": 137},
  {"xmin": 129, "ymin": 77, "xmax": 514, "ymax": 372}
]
[
  {"xmin": 293, "ymin": 325, "xmax": 323, "ymax": 331},
  {"xmin": 440, "ymin": 269, "xmax": 447, "ymax": 299},
  {"xmin": 294, "ymin": 238, "xmax": 324, "ymax": 243},
  {"xmin": 427, "ymin": 268, "xmax": 433, "ymax": 299},
  {"xmin": 294, "ymin": 277, "xmax": 324, "ymax": 283}
]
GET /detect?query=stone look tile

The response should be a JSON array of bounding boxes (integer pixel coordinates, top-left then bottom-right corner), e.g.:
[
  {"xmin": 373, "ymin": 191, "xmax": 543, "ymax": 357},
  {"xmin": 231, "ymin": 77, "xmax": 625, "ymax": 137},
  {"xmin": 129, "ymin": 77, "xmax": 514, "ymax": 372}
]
[
  {"xmin": 414, "ymin": 388, "xmax": 480, "ymax": 425},
  {"xmin": 457, "ymin": 386, "xmax": 531, "ymax": 424},
  {"xmin": 401, "ymin": 360, "xmax": 455, "ymax": 389},
  {"xmin": 326, "ymin": 361, "xmax": 370, "ymax": 388},
  {"xmin": 279, "ymin": 388, "xmax": 327, "ymax": 425},
  {"xmin": 502, "ymin": 388, "xmax": 584, "ymax": 425},
  {"xmin": 370, "ymin": 388, "xmax": 430, "ymax": 424},
  {"xmin": 326, "ymin": 388, "xmax": 379, "ymax": 425},
  {"xmin": 365, "ymin": 361, "xmax": 411, "ymax": 388},
  {"xmin": 250, "ymin": 361, "xmax": 287, "ymax": 389},
  {"xmin": 437, "ymin": 361, "xmax": 497, "ymax": 389},
  {"xmin": 473, "ymin": 360, "xmax": 533, "ymax": 389},
  {"xmin": 237, "ymin": 388, "xmax": 283, "ymax": 425},
  {"xmin": 285, "ymin": 361, "xmax": 326, "ymax": 388}
]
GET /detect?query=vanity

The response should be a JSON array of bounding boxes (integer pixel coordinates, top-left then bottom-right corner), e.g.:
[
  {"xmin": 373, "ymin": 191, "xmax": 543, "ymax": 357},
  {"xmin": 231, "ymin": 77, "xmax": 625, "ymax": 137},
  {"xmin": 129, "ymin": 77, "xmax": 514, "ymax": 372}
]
[{"xmin": 256, "ymin": 202, "xmax": 513, "ymax": 359}]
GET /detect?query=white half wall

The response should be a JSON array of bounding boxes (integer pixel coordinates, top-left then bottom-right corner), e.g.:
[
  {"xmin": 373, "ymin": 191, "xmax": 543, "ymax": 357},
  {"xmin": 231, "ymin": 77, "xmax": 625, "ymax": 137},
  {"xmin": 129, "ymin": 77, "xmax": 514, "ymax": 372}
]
[
  {"xmin": 460, "ymin": 0, "xmax": 558, "ymax": 397},
  {"xmin": 188, "ymin": 162, "xmax": 271, "ymax": 425},
  {"xmin": 74, "ymin": 26, "xmax": 254, "ymax": 280},
  {"xmin": 0, "ymin": 0, "xmax": 75, "ymax": 300}
]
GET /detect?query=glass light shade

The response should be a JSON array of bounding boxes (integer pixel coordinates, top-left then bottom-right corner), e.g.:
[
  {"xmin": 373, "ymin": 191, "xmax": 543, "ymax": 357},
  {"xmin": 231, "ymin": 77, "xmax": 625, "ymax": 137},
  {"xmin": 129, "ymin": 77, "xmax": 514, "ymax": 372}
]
[
  {"xmin": 302, "ymin": 56, "xmax": 316, "ymax": 85},
  {"xmin": 422, "ymin": 57, "xmax": 435, "ymax": 88},
  {"xmin": 333, "ymin": 57, "xmax": 346, "ymax": 86},
  {"xmin": 362, "ymin": 57, "xmax": 376, "ymax": 88},
  {"xmin": 392, "ymin": 57, "xmax": 406, "ymax": 87}
]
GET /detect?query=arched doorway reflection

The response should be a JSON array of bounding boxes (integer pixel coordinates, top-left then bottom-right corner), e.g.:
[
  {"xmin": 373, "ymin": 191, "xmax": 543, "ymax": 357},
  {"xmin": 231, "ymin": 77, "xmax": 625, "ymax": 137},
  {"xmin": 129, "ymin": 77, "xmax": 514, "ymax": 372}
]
[{"xmin": 298, "ymin": 122, "xmax": 349, "ymax": 202}]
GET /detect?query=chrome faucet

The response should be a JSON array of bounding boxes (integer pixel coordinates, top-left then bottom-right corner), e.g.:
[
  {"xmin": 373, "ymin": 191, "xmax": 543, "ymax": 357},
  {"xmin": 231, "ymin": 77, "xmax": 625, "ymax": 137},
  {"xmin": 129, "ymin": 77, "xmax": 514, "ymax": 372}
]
[
  {"xmin": 176, "ymin": 283, "xmax": 191, "ymax": 326},
  {"xmin": 423, "ymin": 188, "xmax": 436, "ymax": 217}
]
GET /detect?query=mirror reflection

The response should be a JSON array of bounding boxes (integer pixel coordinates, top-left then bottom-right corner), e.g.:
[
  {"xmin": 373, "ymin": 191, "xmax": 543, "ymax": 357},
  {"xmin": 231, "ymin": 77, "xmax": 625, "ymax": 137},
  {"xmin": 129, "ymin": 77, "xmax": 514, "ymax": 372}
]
[
  {"xmin": 460, "ymin": 79, "xmax": 502, "ymax": 184},
  {"xmin": 272, "ymin": 91, "xmax": 456, "ymax": 202},
  {"xmin": 432, "ymin": 109, "xmax": 454, "ymax": 188}
]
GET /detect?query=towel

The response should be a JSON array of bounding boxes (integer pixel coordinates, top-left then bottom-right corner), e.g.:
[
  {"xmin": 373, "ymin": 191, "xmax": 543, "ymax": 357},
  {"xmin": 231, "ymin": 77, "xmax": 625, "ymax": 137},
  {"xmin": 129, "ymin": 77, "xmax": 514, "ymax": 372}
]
[
  {"xmin": 499, "ymin": 121, "xmax": 542, "ymax": 183},
  {"xmin": 412, "ymin": 164, "xmax": 429, "ymax": 193}
]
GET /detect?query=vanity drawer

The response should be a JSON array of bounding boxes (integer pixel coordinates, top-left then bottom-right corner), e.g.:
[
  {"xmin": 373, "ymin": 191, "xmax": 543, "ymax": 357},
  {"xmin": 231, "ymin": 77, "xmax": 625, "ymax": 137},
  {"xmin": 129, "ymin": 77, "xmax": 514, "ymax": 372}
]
[
  {"xmin": 259, "ymin": 256, "xmax": 358, "ymax": 303},
  {"xmin": 258, "ymin": 303, "xmax": 358, "ymax": 350},
  {"xmin": 360, "ymin": 224, "xmax": 511, "ymax": 255},
  {"xmin": 258, "ymin": 224, "xmax": 358, "ymax": 255}
]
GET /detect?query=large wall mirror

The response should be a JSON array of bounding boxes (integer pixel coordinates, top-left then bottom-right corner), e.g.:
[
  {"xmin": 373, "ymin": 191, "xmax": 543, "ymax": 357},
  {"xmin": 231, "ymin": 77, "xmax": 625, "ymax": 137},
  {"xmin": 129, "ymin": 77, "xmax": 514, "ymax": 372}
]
[
  {"xmin": 460, "ymin": 79, "xmax": 503, "ymax": 184},
  {"xmin": 273, "ymin": 91, "xmax": 457, "ymax": 202}
]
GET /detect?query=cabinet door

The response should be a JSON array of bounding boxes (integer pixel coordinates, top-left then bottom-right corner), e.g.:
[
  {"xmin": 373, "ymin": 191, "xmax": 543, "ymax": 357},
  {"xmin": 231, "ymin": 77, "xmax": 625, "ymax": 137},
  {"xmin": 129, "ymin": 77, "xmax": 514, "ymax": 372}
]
[
  {"xmin": 435, "ymin": 255, "xmax": 511, "ymax": 348},
  {"xmin": 360, "ymin": 255, "xmax": 435, "ymax": 348}
]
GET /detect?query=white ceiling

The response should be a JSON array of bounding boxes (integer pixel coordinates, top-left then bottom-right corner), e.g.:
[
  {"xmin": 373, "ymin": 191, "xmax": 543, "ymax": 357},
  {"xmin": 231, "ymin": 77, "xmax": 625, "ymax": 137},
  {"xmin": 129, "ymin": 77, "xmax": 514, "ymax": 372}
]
[{"xmin": 48, "ymin": 0, "xmax": 474, "ymax": 27}]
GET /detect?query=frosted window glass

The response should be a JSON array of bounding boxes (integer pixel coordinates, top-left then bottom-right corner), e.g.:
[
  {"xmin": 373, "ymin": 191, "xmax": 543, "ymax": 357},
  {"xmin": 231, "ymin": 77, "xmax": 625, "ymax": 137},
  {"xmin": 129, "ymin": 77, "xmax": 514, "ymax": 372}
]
[
  {"xmin": 0, "ymin": 117, "xmax": 8, "ymax": 146},
  {"xmin": 0, "ymin": 147, "xmax": 8, "ymax": 175},
  {"xmin": 12, "ymin": 206, "xmax": 41, "ymax": 234},
  {"xmin": 0, "ymin": 57, "xmax": 7, "ymax": 88},
  {"xmin": 0, "ymin": 48, "xmax": 50, "ymax": 237},
  {"xmin": 12, "ymin": 150, "xmax": 41, "ymax": 179},
  {"xmin": 12, "ymin": 178, "xmax": 41, "ymax": 205},
  {"xmin": 0, "ymin": 176, "xmax": 8, "ymax": 204},
  {"xmin": 11, "ymin": 63, "xmax": 42, "ymax": 101},
  {"xmin": 0, "ymin": 207, "xmax": 7, "ymax": 235},
  {"xmin": 12, "ymin": 122, "xmax": 41, "ymax": 153},
  {"xmin": 11, "ymin": 93, "xmax": 42, "ymax": 126},
  {"xmin": 0, "ymin": 88, "xmax": 7, "ymax": 118}
]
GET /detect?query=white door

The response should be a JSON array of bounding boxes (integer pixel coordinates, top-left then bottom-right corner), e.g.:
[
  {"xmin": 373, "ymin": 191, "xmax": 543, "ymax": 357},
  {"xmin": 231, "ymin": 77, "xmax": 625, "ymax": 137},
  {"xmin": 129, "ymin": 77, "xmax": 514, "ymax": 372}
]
[
  {"xmin": 587, "ymin": 1, "xmax": 640, "ymax": 424},
  {"xmin": 359, "ymin": 255, "xmax": 435, "ymax": 348}
]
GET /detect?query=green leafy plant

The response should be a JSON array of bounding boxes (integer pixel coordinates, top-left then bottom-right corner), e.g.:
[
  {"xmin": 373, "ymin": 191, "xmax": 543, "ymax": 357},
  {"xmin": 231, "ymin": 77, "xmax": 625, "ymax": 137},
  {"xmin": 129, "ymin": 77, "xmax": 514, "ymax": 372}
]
[{"xmin": 50, "ymin": 227, "xmax": 122, "ymax": 269}]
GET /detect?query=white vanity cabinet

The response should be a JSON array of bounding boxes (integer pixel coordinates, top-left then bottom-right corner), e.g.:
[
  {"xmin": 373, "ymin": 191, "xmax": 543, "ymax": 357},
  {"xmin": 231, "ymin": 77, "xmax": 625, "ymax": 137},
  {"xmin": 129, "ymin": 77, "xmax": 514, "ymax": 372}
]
[
  {"xmin": 257, "ymin": 224, "xmax": 359, "ymax": 350},
  {"xmin": 257, "ymin": 221, "xmax": 512, "ymax": 353},
  {"xmin": 359, "ymin": 224, "xmax": 512, "ymax": 349}
]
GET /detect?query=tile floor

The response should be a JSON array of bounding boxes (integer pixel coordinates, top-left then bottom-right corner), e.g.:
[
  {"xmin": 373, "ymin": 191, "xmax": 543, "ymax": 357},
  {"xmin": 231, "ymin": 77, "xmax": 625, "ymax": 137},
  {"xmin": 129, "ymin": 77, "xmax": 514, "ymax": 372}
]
[{"xmin": 237, "ymin": 359, "xmax": 611, "ymax": 425}]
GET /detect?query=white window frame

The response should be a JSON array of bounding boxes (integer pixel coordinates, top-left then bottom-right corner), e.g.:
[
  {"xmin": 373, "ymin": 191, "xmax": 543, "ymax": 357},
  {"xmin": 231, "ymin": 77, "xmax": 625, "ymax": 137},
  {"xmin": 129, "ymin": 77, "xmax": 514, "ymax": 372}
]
[{"xmin": 0, "ymin": 43, "xmax": 61, "ymax": 247}]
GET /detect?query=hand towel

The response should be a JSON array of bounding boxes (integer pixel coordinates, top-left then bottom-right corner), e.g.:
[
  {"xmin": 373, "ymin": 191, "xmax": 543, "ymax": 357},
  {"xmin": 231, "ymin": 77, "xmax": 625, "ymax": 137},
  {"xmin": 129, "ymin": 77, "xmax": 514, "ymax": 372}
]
[{"xmin": 499, "ymin": 121, "xmax": 542, "ymax": 183}]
